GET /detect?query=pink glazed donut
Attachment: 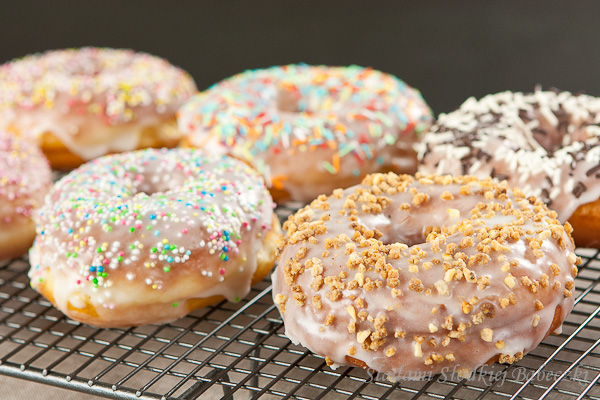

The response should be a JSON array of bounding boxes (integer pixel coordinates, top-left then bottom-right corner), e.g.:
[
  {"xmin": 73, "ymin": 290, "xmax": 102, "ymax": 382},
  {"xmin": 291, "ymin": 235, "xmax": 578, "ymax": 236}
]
[
  {"xmin": 178, "ymin": 64, "xmax": 433, "ymax": 203},
  {"xmin": 0, "ymin": 130, "xmax": 51, "ymax": 259},
  {"xmin": 29, "ymin": 148, "xmax": 281, "ymax": 327},
  {"xmin": 0, "ymin": 47, "xmax": 197, "ymax": 169}
]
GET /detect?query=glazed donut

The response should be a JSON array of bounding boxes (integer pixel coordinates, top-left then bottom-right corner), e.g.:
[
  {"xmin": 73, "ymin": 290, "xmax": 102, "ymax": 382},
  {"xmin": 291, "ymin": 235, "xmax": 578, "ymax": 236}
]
[
  {"xmin": 0, "ymin": 47, "xmax": 197, "ymax": 169},
  {"xmin": 0, "ymin": 131, "xmax": 51, "ymax": 259},
  {"xmin": 273, "ymin": 173, "xmax": 578, "ymax": 379},
  {"xmin": 177, "ymin": 64, "xmax": 433, "ymax": 203},
  {"xmin": 28, "ymin": 148, "xmax": 281, "ymax": 328},
  {"xmin": 417, "ymin": 89, "xmax": 600, "ymax": 247}
]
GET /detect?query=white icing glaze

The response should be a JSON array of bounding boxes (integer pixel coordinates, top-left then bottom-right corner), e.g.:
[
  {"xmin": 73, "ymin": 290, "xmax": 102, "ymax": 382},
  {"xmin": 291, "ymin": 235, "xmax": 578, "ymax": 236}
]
[{"xmin": 273, "ymin": 174, "xmax": 578, "ymax": 378}]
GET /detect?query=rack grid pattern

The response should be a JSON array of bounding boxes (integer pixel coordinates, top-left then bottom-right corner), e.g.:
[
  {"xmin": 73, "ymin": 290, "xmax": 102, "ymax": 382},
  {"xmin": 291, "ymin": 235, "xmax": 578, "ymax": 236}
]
[{"xmin": 1, "ymin": 206, "xmax": 599, "ymax": 400}]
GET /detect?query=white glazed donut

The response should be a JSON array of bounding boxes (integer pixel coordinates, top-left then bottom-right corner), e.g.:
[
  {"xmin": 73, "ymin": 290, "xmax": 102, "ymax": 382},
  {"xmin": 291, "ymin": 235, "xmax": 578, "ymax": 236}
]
[
  {"xmin": 273, "ymin": 173, "xmax": 578, "ymax": 379},
  {"xmin": 0, "ymin": 47, "xmax": 197, "ymax": 169},
  {"xmin": 29, "ymin": 148, "xmax": 281, "ymax": 327},
  {"xmin": 178, "ymin": 64, "xmax": 433, "ymax": 203},
  {"xmin": 418, "ymin": 89, "xmax": 600, "ymax": 247}
]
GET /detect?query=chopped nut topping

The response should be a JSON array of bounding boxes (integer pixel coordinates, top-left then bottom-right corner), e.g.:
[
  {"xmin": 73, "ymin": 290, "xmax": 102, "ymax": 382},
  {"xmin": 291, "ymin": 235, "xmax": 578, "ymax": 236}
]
[
  {"xmin": 462, "ymin": 302, "xmax": 473, "ymax": 314},
  {"xmin": 532, "ymin": 314, "xmax": 540, "ymax": 327},
  {"xmin": 480, "ymin": 328, "xmax": 494, "ymax": 342},
  {"xmin": 354, "ymin": 272, "xmax": 365, "ymax": 287},
  {"xmin": 481, "ymin": 302, "xmax": 496, "ymax": 318},
  {"xmin": 463, "ymin": 267, "xmax": 477, "ymax": 282},
  {"xmin": 408, "ymin": 277, "xmax": 424, "ymax": 292},
  {"xmin": 348, "ymin": 345, "xmax": 356, "ymax": 356},
  {"xmin": 429, "ymin": 323, "xmax": 439, "ymax": 333},
  {"xmin": 565, "ymin": 281, "xmax": 575, "ymax": 290},
  {"xmin": 444, "ymin": 269, "xmax": 457, "ymax": 282},
  {"xmin": 385, "ymin": 347, "xmax": 396, "ymax": 357},
  {"xmin": 535, "ymin": 300, "xmax": 544, "ymax": 310},
  {"xmin": 414, "ymin": 340, "xmax": 423, "ymax": 357},
  {"xmin": 504, "ymin": 274, "xmax": 516, "ymax": 289},
  {"xmin": 312, "ymin": 295, "xmax": 322, "ymax": 310},
  {"xmin": 434, "ymin": 280, "xmax": 450, "ymax": 296},
  {"xmin": 347, "ymin": 321, "xmax": 356, "ymax": 334},
  {"xmin": 412, "ymin": 192, "xmax": 430, "ymax": 206},
  {"xmin": 275, "ymin": 294, "xmax": 288, "ymax": 314},
  {"xmin": 495, "ymin": 340, "xmax": 506, "ymax": 349},
  {"xmin": 568, "ymin": 252, "xmax": 578, "ymax": 264},
  {"xmin": 357, "ymin": 330, "xmax": 371, "ymax": 344},
  {"xmin": 325, "ymin": 315, "xmax": 334, "ymax": 326},
  {"xmin": 346, "ymin": 305, "xmax": 357, "ymax": 321},
  {"xmin": 441, "ymin": 191, "xmax": 454, "ymax": 200},
  {"xmin": 472, "ymin": 311, "xmax": 485, "ymax": 325},
  {"xmin": 448, "ymin": 208, "xmax": 461, "ymax": 219},
  {"xmin": 395, "ymin": 330, "xmax": 406, "ymax": 338},
  {"xmin": 442, "ymin": 315, "xmax": 453, "ymax": 330}
]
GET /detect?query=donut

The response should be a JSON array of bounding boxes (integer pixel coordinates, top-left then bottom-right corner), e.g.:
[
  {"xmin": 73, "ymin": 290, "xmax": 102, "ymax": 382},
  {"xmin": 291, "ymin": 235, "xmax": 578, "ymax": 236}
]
[
  {"xmin": 272, "ymin": 173, "xmax": 579, "ymax": 379},
  {"xmin": 417, "ymin": 89, "xmax": 600, "ymax": 248},
  {"xmin": 0, "ymin": 131, "xmax": 52, "ymax": 259},
  {"xmin": 0, "ymin": 47, "xmax": 197, "ymax": 169},
  {"xmin": 28, "ymin": 148, "xmax": 281, "ymax": 328},
  {"xmin": 177, "ymin": 64, "xmax": 433, "ymax": 203}
]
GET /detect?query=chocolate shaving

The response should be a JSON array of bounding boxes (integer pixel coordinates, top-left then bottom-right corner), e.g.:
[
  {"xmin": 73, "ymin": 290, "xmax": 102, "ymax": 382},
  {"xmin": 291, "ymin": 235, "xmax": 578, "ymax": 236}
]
[
  {"xmin": 572, "ymin": 182, "xmax": 587, "ymax": 199},
  {"xmin": 586, "ymin": 164, "xmax": 600, "ymax": 177}
]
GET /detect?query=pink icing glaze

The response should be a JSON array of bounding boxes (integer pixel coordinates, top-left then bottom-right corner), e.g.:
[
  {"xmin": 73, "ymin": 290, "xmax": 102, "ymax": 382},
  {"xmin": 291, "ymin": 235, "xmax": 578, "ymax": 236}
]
[
  {"xmin": 178, "ymin": 65, "xmax": 433, "ymax": 202},
  {"xmin": 0, "ymin": 48, "xmax": 197, "ymax": 160},
  {"xmin": 29, "ymin": 148, "xmax": 277, "ymax": 327},
  {"xmin": 0, "ymin": 131, "xmax": 51, "ymax": 224}
]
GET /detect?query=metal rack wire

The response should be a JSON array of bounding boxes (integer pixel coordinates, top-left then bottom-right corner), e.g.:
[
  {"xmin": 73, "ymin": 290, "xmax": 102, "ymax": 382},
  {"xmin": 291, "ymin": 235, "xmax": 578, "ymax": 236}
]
[{"xmin": 1, "ymin": 204, "xmax": 600, "ymax": 400}]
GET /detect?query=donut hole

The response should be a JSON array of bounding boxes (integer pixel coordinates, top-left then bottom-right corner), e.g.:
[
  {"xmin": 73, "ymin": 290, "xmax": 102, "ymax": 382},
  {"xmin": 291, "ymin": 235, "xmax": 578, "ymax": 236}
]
[
  {"xmin": 276, "ymin": 85, "xmax": 301, "ymax": 113},
  {"xmin": 133, "ymin": 171, "xmax": 187, "ymax": 197},
  {"xmin": 365, "ymin": 215, "xmax": 429, "ymax": 248}
]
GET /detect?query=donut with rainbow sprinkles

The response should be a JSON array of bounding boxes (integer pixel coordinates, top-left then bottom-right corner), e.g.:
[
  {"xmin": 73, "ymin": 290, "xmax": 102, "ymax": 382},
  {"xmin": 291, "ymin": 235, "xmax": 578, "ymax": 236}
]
[{"xmin": 178, "ymin": 64, "xmax": 433, "ymax": 203}]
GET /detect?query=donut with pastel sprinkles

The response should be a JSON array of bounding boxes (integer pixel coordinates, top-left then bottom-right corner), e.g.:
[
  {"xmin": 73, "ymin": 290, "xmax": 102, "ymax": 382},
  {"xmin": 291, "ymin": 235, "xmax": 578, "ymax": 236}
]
[
  {"xmin": 0, "ymin": 47, "xmax": 197, "ymax": 169},
  {"xmin": 29, "ymin": 148, "xmax": 281, "ymax": 327}
]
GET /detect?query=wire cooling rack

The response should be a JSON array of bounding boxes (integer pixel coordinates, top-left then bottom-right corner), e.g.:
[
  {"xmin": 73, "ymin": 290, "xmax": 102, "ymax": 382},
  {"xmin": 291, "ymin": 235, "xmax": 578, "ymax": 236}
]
[{"xmin": 1, "ymin": 204, "xmax": 600, "ymax": 400}]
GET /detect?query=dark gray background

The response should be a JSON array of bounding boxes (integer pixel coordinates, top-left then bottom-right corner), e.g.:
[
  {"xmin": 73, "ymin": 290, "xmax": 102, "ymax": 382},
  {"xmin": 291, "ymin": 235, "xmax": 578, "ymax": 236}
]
[{"xmin": 1, "ymin": 1, "xmax": 598, "ymax": 114}]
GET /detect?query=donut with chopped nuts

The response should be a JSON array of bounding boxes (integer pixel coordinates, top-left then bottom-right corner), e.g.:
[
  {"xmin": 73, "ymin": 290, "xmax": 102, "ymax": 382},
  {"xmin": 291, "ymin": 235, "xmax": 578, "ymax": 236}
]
[
  {"xmin": 29, "ymin": 148, "xmax": 281, "ymax": 328},
  {"xmin": 272, "ymin": 173, "xmax": 578, "ymax": 379},
  {"xmin": 0, "ymin": 130, "xmax": 52, "ymax": 259},
  {"xmin": 0, "ymin": 47, "xmax": 197, "ymax": 169},
  {"xmin": 177, "ymin": 64, "xmax": 433, "ymax": 203},
  {"xmin": 418, "ymin": 89, "xmax": 600, "ymax": 247}
]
